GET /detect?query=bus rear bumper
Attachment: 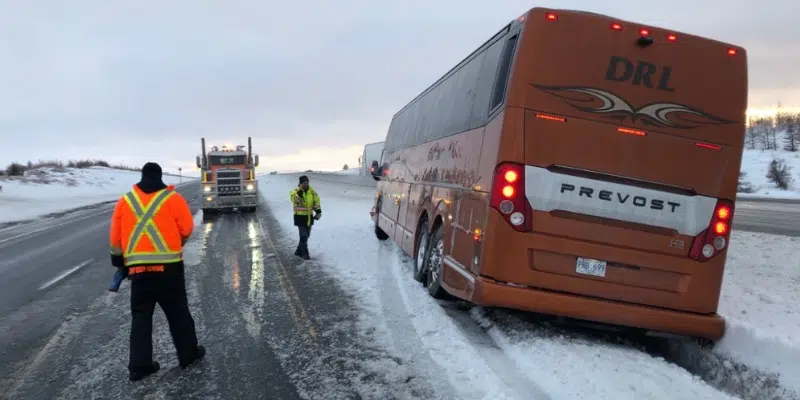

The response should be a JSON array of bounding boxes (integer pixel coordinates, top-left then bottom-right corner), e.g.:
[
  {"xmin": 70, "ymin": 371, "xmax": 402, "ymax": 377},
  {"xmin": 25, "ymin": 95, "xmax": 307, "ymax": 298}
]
[{"xmin": 472, "ymin": 275, "xmax": 725, "ymax": 341}]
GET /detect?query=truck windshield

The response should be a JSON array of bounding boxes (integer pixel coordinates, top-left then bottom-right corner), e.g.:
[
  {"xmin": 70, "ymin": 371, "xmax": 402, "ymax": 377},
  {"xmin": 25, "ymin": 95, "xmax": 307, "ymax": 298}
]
[{"xmin": 209, "ymin": 155, "xmax": 246, "ymax": 165}]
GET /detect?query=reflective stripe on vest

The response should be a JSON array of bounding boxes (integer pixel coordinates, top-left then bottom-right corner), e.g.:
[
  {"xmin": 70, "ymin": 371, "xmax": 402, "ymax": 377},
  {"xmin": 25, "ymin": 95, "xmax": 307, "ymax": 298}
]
[
  {"xmin": 122, "ymin": 189, "xmax": 182, "ymax": 266},
  {"xmin": 129, "ymin": 265, "xmax": 165, "ymax": 274}
]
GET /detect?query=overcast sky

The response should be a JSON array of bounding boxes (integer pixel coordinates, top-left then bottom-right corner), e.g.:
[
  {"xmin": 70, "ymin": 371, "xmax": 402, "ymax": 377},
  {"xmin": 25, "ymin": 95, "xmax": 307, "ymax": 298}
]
[{"xmin": 0, "ymin": 1, "xmax": 795, "ymax": 175}]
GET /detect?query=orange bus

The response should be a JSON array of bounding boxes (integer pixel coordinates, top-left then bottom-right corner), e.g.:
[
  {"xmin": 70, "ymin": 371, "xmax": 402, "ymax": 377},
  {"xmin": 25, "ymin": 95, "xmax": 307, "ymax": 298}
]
[{"xmin": 370, "ymin": 7, "xmax": 747, "ymax": 342}]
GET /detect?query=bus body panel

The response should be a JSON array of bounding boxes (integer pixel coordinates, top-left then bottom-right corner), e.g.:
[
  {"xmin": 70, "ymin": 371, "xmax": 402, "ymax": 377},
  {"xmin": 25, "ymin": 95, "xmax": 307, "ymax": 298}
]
[
  {"xmin": 372, "ymin": 7, "xmax": 745, "ymax": 340},
  {"xmin": 511, "ymin": 8, "xmax": 747, "ymax": 147},
  {"xmin": 469, "ymin": 9, "xmax": 746, "ymax": 318}
]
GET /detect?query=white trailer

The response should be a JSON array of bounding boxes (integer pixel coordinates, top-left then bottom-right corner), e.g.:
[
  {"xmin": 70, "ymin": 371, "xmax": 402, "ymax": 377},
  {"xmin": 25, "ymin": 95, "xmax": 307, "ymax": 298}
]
[{"xmin": 360, "ymin": 141, "xmax": 385, "ymax": 176}]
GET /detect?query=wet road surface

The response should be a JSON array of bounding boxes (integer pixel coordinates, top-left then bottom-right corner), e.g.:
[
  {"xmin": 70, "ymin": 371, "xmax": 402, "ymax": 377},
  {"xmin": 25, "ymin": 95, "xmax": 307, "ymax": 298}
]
[
  {"xmin": 732, "ymin": 199, "xmax": 800, "ymax": 237},
  {"xmin": 1, "ymin": 191, "xmax": 439, "ymax": 400}
]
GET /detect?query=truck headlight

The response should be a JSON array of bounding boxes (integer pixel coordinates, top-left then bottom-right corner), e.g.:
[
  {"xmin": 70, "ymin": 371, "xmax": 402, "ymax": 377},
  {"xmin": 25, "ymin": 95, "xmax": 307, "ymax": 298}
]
[
  {"xmin": 246, "ymin": 184, "xmax": 254, "ymax": 191},
  {"xmin": 204, "ymin": 186, "xmax": 212, "ymax": 192}
]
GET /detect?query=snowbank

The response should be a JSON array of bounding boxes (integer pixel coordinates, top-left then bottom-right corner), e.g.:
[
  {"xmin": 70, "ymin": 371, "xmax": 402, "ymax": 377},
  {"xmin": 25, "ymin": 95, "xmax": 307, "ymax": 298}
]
[
  {"xmin": 327, "ymin": 168, "xmax": 360, "ymax": 175},
  {"xmin": 738, "ymin": 149, "xmax": 800, "ymax": 200},
  {"xmin": 715, "ymin": 231, "xmax": 800, "ymax": 395},
  {"xmin": 258, "ymin": 173, "xmax": 741, "ymax": 399},
  {"xmin": 0, "ymin": 166, "xmax": 191, "ymax": 224}
]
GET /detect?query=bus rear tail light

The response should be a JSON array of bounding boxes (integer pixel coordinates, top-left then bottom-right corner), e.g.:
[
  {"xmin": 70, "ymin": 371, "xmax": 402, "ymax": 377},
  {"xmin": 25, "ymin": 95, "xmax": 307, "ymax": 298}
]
[
  {"xmin": 689, "ymin": 199, "xmax": 734, "ymax": 262},
  {"xmin": 490, "ymin": 162, "xmax": 532, "ymax": 232}
]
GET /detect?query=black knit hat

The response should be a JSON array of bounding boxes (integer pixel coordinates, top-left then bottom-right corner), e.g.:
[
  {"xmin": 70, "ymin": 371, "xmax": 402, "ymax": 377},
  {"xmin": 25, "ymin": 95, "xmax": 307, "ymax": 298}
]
[
  {"xmin": 299, "ymin": 175, "xmax": 309, "ymax": 184},
  {"xmin": 141, "ymin": 162, "xmax": 163, "ymax": 180}
]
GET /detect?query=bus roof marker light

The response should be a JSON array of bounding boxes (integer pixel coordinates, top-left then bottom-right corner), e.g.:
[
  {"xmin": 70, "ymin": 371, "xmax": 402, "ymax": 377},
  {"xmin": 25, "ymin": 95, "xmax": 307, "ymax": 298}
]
[
  {"xmin": 545, "ymin": 12, "xmax": 557, "ymax": 21},
  {"xmin": 611, "ymin": 23, "xmax": 623, "ymax": 31},
  {"xmin": 639, "ymin": 28, "xmax": 650, "ymax": 37},
  {"xmin": 727, "ymin": 48, "xmax": 737, "ymax": 56},
  {"xmin": 667, "ymin": 34, "xmax": 677, "ymax": 42}
]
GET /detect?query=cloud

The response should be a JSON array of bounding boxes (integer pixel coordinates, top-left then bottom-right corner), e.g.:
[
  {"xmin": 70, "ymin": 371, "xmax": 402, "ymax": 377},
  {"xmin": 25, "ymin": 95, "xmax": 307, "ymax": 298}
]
[{"xmin": 0, "ymin": 0, "xmax": 796, "ymax": 171}]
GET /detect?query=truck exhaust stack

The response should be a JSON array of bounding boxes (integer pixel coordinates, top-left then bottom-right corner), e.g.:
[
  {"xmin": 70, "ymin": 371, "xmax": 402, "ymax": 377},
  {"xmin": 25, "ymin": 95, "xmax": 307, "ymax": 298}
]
[
  {"xmin": 248, "ymin": 137, "xmax": 253, "ymax": 165},
  {"xmin": 201, "ymin": 138, "xmax": 207, "ymax": 168}
]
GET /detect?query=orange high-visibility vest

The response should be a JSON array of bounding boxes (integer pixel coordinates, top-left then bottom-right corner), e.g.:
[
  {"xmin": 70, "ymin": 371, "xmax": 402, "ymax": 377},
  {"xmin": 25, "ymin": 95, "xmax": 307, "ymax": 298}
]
[{"xmin": 109, "ymin": 184, "xmax": 194, "ymax": 267}]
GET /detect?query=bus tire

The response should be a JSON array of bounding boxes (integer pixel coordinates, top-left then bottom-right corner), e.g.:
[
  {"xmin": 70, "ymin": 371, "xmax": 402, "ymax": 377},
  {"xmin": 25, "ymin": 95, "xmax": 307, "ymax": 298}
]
[
  {"xmin": 413, "ymin": 218, "xmax": 429, "ymax": 283},
  {"xmin": 374, "ymin": 198, "xmax": 389, "ymax": 241},
  {"xmin": 425, "ymin": 223, "xmax": 448, "ymax": 299}
]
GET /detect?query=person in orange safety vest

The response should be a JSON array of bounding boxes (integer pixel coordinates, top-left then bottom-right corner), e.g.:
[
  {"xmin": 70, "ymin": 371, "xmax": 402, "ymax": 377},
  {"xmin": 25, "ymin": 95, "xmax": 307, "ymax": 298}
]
[{"xmin": 109, "ymin": 162, "xmax": 205, "ymax": 382}]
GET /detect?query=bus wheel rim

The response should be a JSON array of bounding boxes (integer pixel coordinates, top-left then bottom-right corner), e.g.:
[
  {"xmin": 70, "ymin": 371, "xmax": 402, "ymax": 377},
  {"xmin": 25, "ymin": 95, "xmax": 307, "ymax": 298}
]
[
  {"xmin": 430, "ymin": 238, "xmax": 444, "ymax": 281},
  {"xmin": 417, "ymin": 233, "xmax": 427, "ymax": 272}
]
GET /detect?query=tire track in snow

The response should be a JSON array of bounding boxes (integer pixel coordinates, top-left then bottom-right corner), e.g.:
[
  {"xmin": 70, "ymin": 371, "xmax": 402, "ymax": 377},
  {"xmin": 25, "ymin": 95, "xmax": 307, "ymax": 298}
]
[{"xmin": 377, "ymin": 245, "xmax": 550, "ymax": 400}]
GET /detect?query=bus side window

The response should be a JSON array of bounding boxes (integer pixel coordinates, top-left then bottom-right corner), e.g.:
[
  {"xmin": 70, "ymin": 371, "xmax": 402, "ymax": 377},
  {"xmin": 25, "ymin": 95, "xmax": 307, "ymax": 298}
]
[
  {"xmin": 489, "ymin": 35, "xmax": 519, "ymax": 112},
  {"xmin": 470, "ymin": 36, "xmax": 506, "ymax": 129}
]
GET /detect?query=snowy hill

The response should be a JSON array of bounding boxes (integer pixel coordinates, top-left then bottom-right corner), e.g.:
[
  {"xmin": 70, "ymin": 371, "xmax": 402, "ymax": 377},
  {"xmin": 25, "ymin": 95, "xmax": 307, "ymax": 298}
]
[{"xmin": 0, "ymin": 166, "xmax": 192, "ymax": 224}]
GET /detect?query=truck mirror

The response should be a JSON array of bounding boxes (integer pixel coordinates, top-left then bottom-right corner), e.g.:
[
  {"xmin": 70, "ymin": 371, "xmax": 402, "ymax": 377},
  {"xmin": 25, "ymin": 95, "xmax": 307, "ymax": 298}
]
[
  {"xmin": 254, "ymin": 155, "xmax": 259, "ymax": 167},
  {"xmin": 195, "ymin": 156, "xmax": 201, "ymax": 169}
]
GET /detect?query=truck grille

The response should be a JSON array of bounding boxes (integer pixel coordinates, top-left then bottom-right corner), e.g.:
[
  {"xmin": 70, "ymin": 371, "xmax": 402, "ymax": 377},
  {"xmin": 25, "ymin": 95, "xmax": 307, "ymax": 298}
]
[{"xmin": 216, "ymin": 169, "xmax": 241, "ymax": 197}]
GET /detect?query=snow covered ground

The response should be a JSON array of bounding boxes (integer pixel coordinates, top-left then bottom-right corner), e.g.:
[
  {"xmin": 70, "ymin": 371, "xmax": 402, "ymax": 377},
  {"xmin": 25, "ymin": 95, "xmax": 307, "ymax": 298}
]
[
  {"xmin": 0, "ymin": 166, "xmax": 191, "ymax": 224},
  {"xmin": 714, "ymin": 231, "xmax": 800, "ymax": 395},
  {"xmin": 738, "ymin": 149, "xmax": 800, "ymax": 200},
  {"xmin": 257, "ymin": 172, "xmax": 800, "ymax": 400}
]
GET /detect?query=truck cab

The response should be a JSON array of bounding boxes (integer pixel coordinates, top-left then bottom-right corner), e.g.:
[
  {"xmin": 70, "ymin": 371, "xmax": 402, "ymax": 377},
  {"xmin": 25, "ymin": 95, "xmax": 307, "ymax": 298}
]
[{"xmin": 196, "ymin": 137, "xmax": 260, "ymax": 214}]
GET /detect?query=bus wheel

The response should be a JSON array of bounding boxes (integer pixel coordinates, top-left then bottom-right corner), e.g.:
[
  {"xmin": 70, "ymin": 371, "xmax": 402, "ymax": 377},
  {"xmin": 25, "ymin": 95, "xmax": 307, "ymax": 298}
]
[
  {"xmin": 374, "ymin": 198, "xmax": 389, "ymax": 241},
  {"xmin": 425, "ymin": 224, "xmax": 447, "ymax": 299},
  {"xmin": 413, "ymin": 218, "xmax": 429, "ymax": 283}
]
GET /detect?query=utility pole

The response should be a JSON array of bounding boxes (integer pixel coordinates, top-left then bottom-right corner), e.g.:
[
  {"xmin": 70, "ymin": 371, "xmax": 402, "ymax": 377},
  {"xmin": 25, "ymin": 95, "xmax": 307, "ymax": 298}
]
[{"xmin": 178, "ymin": 167, "xmax": 182, "ymax": 184}]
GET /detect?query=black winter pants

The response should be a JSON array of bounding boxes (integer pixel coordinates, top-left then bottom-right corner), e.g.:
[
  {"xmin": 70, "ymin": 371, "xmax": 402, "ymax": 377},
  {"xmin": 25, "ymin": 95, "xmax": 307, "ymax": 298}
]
[
  {"xmin": 295, "ymin": 225, "xmax": 312, "ymax": 257},
  {"xmin": 129, "ymin": 272, "xmax": 199, "ymax": 372}
]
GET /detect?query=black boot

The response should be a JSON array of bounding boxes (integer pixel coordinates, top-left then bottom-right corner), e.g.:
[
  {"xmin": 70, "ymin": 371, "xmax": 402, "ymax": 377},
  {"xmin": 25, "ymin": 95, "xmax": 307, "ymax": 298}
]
[
  {"xmin": 180, "ymin": 345, "xmax": 206, "ymax": 369},
  {"xmin": 129, "ymin": 362, "xmax": 160, "ymax": 382}
]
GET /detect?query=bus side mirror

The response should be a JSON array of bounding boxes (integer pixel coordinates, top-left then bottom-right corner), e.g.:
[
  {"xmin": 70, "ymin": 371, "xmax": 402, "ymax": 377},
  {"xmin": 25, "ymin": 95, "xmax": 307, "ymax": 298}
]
[
  {"xmin": 253, "ymin": 155, "xmax": 259, "ymax": 167},
  {"xmin": 370, "ymin": 161, "xmax": 381, "ymax": 181},
  {"xmin": 195, "ymin": 156, "xmax": 201, "ymax": 169}
]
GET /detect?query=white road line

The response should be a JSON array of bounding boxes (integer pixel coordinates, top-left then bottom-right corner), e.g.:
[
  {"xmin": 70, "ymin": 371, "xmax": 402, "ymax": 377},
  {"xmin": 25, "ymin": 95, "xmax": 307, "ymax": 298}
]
[
  {"xmin": 0, "ymin": 208, "xmax": 115, "ymax": 246},
  {"xmin": 0, "ymin": 216, "xmax": 56, "ymax": 234},
  {"xmin": 38, "ymin": 259, "xmax": 94, "ymax": 290}
]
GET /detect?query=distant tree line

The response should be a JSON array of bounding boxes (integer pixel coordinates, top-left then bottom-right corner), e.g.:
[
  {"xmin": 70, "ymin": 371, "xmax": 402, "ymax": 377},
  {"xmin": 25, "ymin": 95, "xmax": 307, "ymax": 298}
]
[{"xmin": 745, "ymin": 106, "xmax": 800, "ymax": 151}]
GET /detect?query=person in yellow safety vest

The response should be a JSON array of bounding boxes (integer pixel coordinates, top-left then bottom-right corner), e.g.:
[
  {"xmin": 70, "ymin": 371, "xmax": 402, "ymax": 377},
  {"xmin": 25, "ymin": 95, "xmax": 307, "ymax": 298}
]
[{"xmin": 290, "ymin": 175, "xmax": 321, "ymax": 260}]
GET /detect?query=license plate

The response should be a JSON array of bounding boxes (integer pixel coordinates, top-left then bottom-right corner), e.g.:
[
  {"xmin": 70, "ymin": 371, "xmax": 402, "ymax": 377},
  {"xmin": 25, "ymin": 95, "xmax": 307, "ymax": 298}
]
[{"xmin": 576, "ymin": 257, "xmax": 607, "ymax": 277}]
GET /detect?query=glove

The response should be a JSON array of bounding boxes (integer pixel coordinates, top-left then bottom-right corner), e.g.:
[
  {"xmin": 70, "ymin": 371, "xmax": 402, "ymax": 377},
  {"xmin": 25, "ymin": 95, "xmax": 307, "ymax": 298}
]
[{"xmin": 314, "ymin": 213, "xmax": 321, "ymax": 220}]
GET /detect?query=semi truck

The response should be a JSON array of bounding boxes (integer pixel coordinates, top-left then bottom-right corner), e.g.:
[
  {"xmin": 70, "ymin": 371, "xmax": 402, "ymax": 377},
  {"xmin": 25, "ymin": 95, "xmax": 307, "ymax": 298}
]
[
  {"xmin": 196, "ymin": 137, "xmax": 260, "ymax": 214},
  {"xmin": 360, "ymin": 141, "xmax": 385, "ymax": 177}
]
